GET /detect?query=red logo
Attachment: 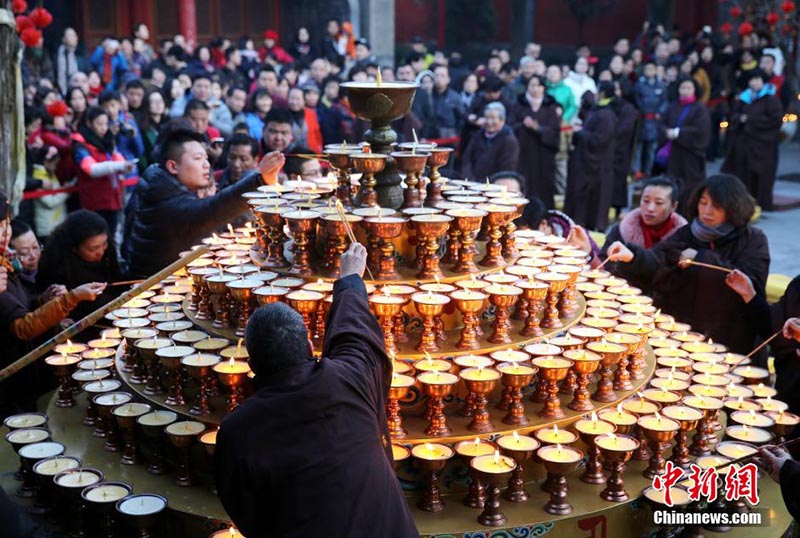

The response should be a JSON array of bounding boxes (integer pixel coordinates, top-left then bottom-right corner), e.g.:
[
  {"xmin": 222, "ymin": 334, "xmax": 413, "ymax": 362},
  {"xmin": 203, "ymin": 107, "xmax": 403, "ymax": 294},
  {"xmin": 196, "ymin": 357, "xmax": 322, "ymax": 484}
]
[
  {"xmin": 724, "ymin": 463, "xmax": 760, "ymax": 505},
  {"xmin": 651, "ymin": 461, "xmax": 685, "ymax": 506}
]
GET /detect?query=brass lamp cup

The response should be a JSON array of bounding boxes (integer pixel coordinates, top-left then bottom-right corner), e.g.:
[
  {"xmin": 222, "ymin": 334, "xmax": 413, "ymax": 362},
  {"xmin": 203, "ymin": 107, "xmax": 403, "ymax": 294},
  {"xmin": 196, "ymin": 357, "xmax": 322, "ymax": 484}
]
[
  {"xmin": 452, "ymin": 293, "xmax": 487, "ymax": 350},
  {"xmin": 446, "ymin": 208, "xmax": 487, "ymax": 273},
  {"xmin": 363, "ymin": 216, "xmax": 406, "ymax": 280},
  {"xmin": 253, "ymin": 205, "xmax": 291, "ymax": 267},
  {"xmin": 415, "ymin": 456, "xmax": 450, "ymax": 513},
  {"xmin": 606, "ymin": 332, "xmax": 639, "ymax": 391},
  {"xmin": 411, "ymin": 214, "xmax": 453, "ymax": 280},
  {"xmin": 518, "ymin": 281, "xmax": 549, "ymax": 337},
  {"xmin": 426, "ymin": 147, "xmax": 455, "ymax": 207},
  {"xmin": 670, "ymin": 416, "xmax": 700, "ymax": 468},
  {"xmin": 462, "ymin": 376, "xmax": 499, "ymax": 433},
  {"xmin": 566, "ymin": 351, "xmax": 602, "ymax": 412},
  {"xmin": 188, "ymin": 267, "xmax": 217, "ymax": 314},
  {"xmin": 419, "ymin": 377, "xmax": 458, "ymax": 437},
  {"xmin": 578, "ymin": 429, "xmax": 613, "ymax": 484},
  {"xmin": 472, "ymin": 463, "xmax": 515, "ymax": 527},
  {"xmin": 499, "ymin": 444, "xmax": 537, "ymax": 504},
  {"xmin": 284, "ymin": 211, "xmax": 320, "ymax": 276},
  {"xmin": 535, "ymin": 358, "xmax": 574, "ymax": 419},
  {"xmin": 499, "ymin": 367, "xmax": 537, "ymax": 426},
  {"xmin": 322, "ymin": 213, "xmax": 364, "ymax": 278},
  {"xmin": 535, "ymin": 273, "xmax": 570, "ymax": 329},
  {"xmin": 387, "ymin": 382, "xmax": 411, "ymax": 439},
  {"xmin": 598, "ymin": 439, "xmax": 639, "ymax": 502},
  {"xmin": 487, "ymin": 290, "xmax": 521, "ymax": 344},
  {"xmin": 205, "ymin": 273, "xmax": 235, "ymax": 295},
  {"xmin": 590, "ymin": 347, "xmax": 625, "ymax": 403},
  {"xmin": 325, "ymin": 149, "xmax": 354, "ymax": 207},
  {"xmin": 254, "ymin": 286, "xmax": 289, "ymax": 306},
  {"xmin": 342, "ymin": 82, "xmax": 418, "ymax": 123},
  {"xmin": 550, "ymin": 264, "xmax": 581, "ymax": 317},
  {"xmin": 413, "ymin": 298, "xmax": 447, "ymax": 353},
  {"xmin": 391, "ymin": 151, "xmax": 430, "ymax": 209},
  {"xmin": 227, "ymin": 279, "xmax": 260, "ymax": 337},
  {"xmin": 165, "ymin": 428, "xmax": 201, "ymax": 487},
  {"xmin": 542, "ymin": 457, "xmax": 582, "ymax": 515},
  {"xmin": 370, "ymin": 297, "xmax": 403, "ymax": 355},
  {"xmin": 639, "ymin": 420, "xmax": 679, "ymax": 479},
  {"xmin": 350, "ymin": 152, "xmax": 388, "ymax": 207},
  {"xmin": 478, "ymin": 207, "xmax": 515, "ymax": 267}
]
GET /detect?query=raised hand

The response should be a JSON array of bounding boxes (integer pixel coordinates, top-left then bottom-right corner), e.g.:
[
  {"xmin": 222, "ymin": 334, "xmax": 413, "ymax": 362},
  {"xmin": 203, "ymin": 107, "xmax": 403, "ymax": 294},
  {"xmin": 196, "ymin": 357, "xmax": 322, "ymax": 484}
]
[
  {"xmin": 72, "ymin": 282, "xmax": 108, "ymax": 302},
  {"xmin": 259, "ymin": 151, "xmax": 286, "ymax": 186},
  {"xmin": 340, "ymin": 242, "xmax": 367, "ymax": 279},
  {"xmin": 606, "ymin": 241, "xmax": 634, "ymax": 263}
]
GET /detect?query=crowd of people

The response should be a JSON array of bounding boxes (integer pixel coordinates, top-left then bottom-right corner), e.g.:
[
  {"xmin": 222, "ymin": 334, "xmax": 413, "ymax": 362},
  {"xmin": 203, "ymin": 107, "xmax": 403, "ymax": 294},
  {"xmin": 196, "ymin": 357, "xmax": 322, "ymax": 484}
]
[{"xmin": 1, "ymin": 14, "xmax": 800, "ymax": 535}]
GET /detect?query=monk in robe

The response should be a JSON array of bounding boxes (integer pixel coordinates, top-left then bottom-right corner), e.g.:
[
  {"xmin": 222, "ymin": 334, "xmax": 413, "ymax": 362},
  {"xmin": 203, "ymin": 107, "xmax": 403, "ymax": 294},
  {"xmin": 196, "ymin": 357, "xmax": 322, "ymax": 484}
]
[{"xmin": 215, "ymin": 242, "xmax": 418, "ymax": 538}]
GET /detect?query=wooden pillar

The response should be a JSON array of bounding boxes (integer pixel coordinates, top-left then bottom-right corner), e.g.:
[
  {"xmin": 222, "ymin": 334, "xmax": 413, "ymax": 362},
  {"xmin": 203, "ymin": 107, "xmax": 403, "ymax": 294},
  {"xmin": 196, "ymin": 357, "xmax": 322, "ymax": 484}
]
[
  {"xmin": 178, "ymin": 0, "xmax": 197, "ymax": 48},
  {"xmin": 0, "ymin": 8, "xmax": 24, "ymax": 209}
]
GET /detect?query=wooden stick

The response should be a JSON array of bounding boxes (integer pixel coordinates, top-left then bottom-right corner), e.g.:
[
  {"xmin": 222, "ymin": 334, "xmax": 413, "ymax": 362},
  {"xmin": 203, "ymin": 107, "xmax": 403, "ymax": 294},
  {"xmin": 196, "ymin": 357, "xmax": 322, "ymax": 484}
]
[
  {"xmin": 596, "ymin": 257, "xmax": 611, "ymax": 270},
  {"xmin": 334, "ymin": 200, "xmax": 375, "ymax": 281},
  {"xmin": 0, "ymin": 246, "xmax": 210, "ymax": 383},
  {"xmin": 682, "ymin": 259, "xmax": 733, "ymax": 273},
  {"xmin": 711, "ymin": 437, "xmax": 800, "ymax": 471},
  {"xmin": 107, "ymin": 279, "xmax": 146, "ymax": 287},
  {"xmin": 745, "ymin": 328, "xmax": 783, "ymax": 359},
  {"xmin": 284, "ymin": 153, "xmax": 329, "ymax": 161}
]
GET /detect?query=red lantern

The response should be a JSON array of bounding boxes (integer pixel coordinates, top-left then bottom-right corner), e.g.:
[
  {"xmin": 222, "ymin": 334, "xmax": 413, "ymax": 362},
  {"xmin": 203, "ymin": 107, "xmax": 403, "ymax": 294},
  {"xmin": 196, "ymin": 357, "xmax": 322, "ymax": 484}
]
[
  {"xmin": 16, "ymin": 15, "xmax": 34, "ymax": 33},
  {"xmin": 730, "ymin": 5, "xmax": 743, "ymax": 17},
  {"xmin": 783, "ymin": 23, "xmax": 795, "ymax": 35},
  {"xmin": 29, "ymin": 7, "xmax": 54, "ymax": 29},
  {"xmin": 781, "ymin": 1, "xmax": 795, "ymax": 13},
  {"xmin": 11, "ymin": 0, "xmax": 28, "ymax": 14},
  {"xmin": 720, "ymin": 22, "xmax": 733, "ymax": 34},
  {"xmin": 766, "ymin": 11, "xmax": 780, "ymax": 25},
  {"xmin": 738, "ymin": 21, "xmax": 754, "ymax": 36},
  {"xmin": 20, "ymin": 27, "xmax": 42, "ymax": 48}
]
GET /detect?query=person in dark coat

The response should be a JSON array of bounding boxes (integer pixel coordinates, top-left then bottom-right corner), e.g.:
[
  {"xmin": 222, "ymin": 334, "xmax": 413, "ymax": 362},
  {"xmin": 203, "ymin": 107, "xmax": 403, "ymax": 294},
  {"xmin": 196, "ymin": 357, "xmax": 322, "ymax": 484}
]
[
  {"xmin": 124, "ymin": 128, "xmax": 283, "ymax": 277},
  {"xmin": 755, "ymin": 319, "xmax": 800, "ymax": 522},
  {"xmin": 0, "ymin": 197, "xmax": 106, "ymax": 418},
  {"xmin": 660, "ymin": 77, "xmax": 711, "ymax": 211},
  {"xmin": 721, "ymin": 69, "xmax": 783, "ymax": 211},
  {"xmin": 215, "ymin": 243, "xmax": 418, "ymax": 538},
  {"xmin": 611, "ymin": 81, "xmax": 639, "ymax": 213},
  {"xmin": 726, "ymin": 271, "xmax": 800, "ymax": 413},
  {"xmin": 564, "ymin": 81, "xmax": 617, "ymax": 231},
  {"xmin": 607, "ymin": 174, "xmax": 770, "ymax": 354},
  {"xmin": 37, "ymin": 210, "xmax": 121, "ymax": 320},
  {"xmin": 510, "ymin": 75, "xmax": 561, "ymax": 209},
  {"xmin": 460, "ymin": 102, "xmax": 519, "ymax": 181},
  {"xmin": 633, "ymin": 61, "xmax": 668, "ymax": 178},
  {"xmin": 459, "ymin": 76, "xmax": 513, "ymax": 158}
]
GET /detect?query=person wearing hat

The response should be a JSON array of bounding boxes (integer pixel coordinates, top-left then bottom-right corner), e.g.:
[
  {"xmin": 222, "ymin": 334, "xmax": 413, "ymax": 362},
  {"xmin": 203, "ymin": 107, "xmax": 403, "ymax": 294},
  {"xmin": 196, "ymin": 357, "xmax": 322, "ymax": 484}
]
[
  {"xmin": 351, "ymin": 38, "xmax": 376, "ymax": 74},
  {"xmin": 259, "ymin": 29, "xmax": 294, "ymax": 65},
  {"xmin": 721, "ymin": 68, "xmax": 784, "ymax": 211}
]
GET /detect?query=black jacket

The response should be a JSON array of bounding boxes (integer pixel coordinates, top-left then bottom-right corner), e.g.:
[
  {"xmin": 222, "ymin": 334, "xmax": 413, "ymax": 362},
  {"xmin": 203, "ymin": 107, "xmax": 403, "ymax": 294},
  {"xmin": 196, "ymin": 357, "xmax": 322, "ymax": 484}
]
[
  {"xmin": 624, "ymin": 224, "xmax": 770, "ymax": 354},
  {"xmin": 124, "ymin": 164, "xmax": 262, "ymax": 277},
  {"xmin": 215, "ymin": 275, "xmax": 418, "ymax": 538}
]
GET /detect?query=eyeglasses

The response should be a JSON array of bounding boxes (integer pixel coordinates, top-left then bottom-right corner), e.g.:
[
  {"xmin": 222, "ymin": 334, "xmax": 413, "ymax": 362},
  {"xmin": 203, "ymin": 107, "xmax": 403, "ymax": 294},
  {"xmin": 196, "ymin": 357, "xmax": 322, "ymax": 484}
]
[{"xmin": 15, "ymin": 243, "xmax": 42, "ymax": 260}]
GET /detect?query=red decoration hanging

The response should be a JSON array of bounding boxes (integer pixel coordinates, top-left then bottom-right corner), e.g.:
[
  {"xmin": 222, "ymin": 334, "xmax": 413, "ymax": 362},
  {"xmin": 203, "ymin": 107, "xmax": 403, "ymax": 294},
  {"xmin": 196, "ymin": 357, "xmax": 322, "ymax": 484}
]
[
  {"xmin": 11, "ymin": 0, "xmax": 28, "ymax": 14},
  {"xmin": 738, "ymin": 21, "xmax": 754, "ymax": 36},
  {"xmin": 720, "ymin": 22, "xmax": 733, "ymax": 34},
  {"xmin": 730, "ymin": 5, "xmax": 743, "ymax": 17},
  {"xmin": 46, "ymin": 101, "xmax": 70, "ymax": 118},
  {"xmin": 29, "ymin": 7, "xmax": 54, "ymax": 29},
  {"xmin": 15, "ymin": 15, "xmax": 34, "ymax": 33},
  {"xmin": 20, "ymin": 27, "xmax": 43, "ymax": 48},
  {"xmin": 781, "ymin": 1, "xmax": 795, "ymax": 13},
  {"xmin": 766, "ymin": 11, "xmax": 780, "ymax": 25}
]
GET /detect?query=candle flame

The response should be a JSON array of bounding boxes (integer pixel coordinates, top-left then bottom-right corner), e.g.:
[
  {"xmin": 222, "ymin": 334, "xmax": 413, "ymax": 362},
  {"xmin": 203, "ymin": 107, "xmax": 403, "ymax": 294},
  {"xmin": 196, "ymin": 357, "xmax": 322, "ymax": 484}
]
[
  {"xmin": 229, "ymin": 528, "xmax": 236, "ymax": 537},
  {"xmin": 779, "ymin": 410, "xmax": 785, "ymax": 420},
  {"xmin": 591, "ymin": 411, "xmax": 598, "ymax": 423},
  {"xmin": 655, "ymin": 411, "xmax": 662, "ymax": 422},
  {"xmin": 616, "ymin": 403, "xmax": 623, "ymax": 415},
  {"xmin": 237, "ymin": 338, "xmax": 243, "ymax": 351},
  {"xmin": 556, "ymin": 443, "xmax": 562, "ymax": 455},
  {"xmin": 738, "ymin": 396, "xmax": 744, "ymax": 405},
  {"xmin": 742, "ymin": 423, "xmax": 749, "ymax": 433},
  {"xmin": 383, "ymin": 287, "xmax": 390, "ymax": 297},
  {"xmin": 553, "ymin": 424, "xmax": 559, "ymax": 437},
  {"xmin": 513, "ymin": 430, "xmax": 520, "ymax": 442},
  {"xmin": 473, "ymin": 437, "xmax": 480, "ymax": 447},
  {"xmin": 434, "ymin": 275, "xmax": 440, "ymax": 286},
  {"xmin": 228, "ymin": 357, "xmax": 235, "ymax": 369},
  {"xmin": 749, "ymin": 409, "xmax": 756, "ymax": 418},
  {"xmin": 493, "ymin": 450, "xmax": 499, "ymax": 464},
  {"xmin": 425, "ymin": 352, "xmax": 433, "ymax": 366},
  {"xmin": 228, "ymin": 224, "xmax": 234, "ymax": 235},
  {"xmin": 376, "ymin": 69, "xmax": 383, "ymax": 86}
]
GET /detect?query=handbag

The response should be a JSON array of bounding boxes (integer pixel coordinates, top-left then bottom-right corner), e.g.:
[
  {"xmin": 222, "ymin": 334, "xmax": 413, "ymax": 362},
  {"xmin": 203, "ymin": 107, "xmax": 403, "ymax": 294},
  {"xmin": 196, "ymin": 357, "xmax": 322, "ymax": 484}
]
[{"xmin": 654, "ymin": 105, "xmax": 692, "ymax": 166}]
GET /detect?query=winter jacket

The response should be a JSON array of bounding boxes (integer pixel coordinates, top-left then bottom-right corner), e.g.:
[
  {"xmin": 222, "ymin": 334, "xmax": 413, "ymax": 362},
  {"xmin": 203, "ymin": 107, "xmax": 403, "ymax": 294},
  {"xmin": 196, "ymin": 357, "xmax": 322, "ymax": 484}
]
[
  {"xmin": 564, "ymin": 72, "xmax": 597, "ymax": 108},
  {"xmin": 124, "ymin": 165, "xmax": 264, "ymax": 277},
  {"xmin": 634, "ymin": 76, "xmax": 668, "ymax": 141},
  {"xmin": 545, "ymin": 80, "xmax": 577, "ymax": 123}
]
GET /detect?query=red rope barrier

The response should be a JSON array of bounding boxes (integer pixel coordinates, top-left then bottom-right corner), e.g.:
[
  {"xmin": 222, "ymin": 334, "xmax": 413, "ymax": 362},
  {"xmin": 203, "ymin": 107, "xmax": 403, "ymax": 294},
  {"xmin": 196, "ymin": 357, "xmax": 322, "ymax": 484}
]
[{"xmin": 22, "ymin": 177, "xmax": 140, "ymax": 201}]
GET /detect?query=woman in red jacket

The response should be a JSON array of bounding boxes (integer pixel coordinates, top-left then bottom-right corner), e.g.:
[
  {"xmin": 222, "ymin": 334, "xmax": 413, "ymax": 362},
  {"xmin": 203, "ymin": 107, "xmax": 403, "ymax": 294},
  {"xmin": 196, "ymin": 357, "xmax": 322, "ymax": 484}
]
[{"xmin": 72, "ymin": 106, "xmax": 135, "ymax": 240}]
